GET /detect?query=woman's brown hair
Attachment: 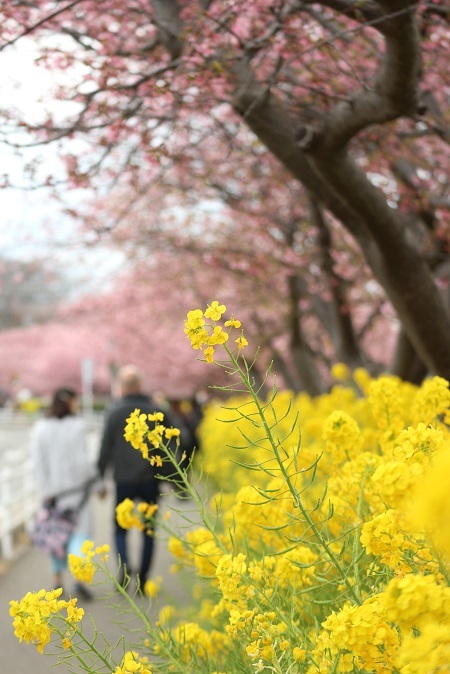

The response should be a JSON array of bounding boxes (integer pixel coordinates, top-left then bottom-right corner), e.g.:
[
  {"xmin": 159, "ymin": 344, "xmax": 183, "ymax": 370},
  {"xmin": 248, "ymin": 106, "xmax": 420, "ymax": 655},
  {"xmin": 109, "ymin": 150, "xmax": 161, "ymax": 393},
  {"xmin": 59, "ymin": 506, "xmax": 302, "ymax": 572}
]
[{"xmin": 47, "ymin": 388, "xmax": 76, "ymax": 419}]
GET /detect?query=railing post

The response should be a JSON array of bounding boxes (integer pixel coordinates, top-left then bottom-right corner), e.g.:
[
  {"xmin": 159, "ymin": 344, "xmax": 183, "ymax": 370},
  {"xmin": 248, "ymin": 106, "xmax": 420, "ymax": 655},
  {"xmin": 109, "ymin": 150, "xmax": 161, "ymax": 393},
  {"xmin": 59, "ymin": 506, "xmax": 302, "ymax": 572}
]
[
  {"xmin": 0, "ymin": 467, "xmax": 13, "ymax": 560},
  {"xmin": 23, "ymin": 458, "xmax": 38, "ymax": 522}
]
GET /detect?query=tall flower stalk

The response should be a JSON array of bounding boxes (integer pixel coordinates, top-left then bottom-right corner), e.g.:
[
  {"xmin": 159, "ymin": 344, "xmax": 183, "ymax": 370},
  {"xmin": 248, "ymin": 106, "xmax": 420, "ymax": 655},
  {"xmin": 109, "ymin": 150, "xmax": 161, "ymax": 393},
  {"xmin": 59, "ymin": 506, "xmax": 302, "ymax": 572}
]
[{"xmin": 10, "ymin": 301, "xmax": 450, "ymax": 674}]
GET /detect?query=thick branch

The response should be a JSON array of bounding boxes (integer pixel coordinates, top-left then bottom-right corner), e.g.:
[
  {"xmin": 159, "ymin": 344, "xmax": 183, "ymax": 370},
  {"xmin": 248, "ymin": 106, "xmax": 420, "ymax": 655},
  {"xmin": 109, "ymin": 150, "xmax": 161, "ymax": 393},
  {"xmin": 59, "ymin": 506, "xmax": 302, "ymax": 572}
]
[
  {"xmin": 231, "ymin": 67, "xmax": 387, "ymax": 283},
  {"xmin": 311, "ymin": 0, "xmax": 385, "ymax": 24},
  {"xmin": 298, "ymin": 0, "xmax": 420, "ymax": 150},
  {"xmin": 232, "ymin": 65, "xmax": 450, "ymax": 379},
  {"xmin": 308, "ymin": 196, "xmax": 364, "ymax": 367},
  {"xmin": 287, "ymin": 275, "xmax": 325, "ymax": 395},
  {"xmin": 150, "ymin": 0, "xmax": 183, "ymax": 59},
  {"xmin": 392, "ymin": 328, "xmax": 428, "ymax": 383},
  {"xmin": 309, "ymin": 149, "xmax": 450, "ymax": 376}
]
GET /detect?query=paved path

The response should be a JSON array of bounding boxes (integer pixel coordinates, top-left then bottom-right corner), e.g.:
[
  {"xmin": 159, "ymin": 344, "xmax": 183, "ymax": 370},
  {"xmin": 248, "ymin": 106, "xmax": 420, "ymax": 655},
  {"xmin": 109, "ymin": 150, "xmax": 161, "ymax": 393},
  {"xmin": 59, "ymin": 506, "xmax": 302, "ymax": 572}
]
[{"xmin": 0, "ymin": 483, "xmax": 195, "ymax": 673}]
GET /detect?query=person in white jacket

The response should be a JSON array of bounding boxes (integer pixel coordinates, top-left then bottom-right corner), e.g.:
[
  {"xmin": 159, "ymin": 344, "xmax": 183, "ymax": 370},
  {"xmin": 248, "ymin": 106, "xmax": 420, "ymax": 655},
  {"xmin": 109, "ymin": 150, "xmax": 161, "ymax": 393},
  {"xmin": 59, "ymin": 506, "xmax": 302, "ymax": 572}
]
[{"xmin": 31, "ymin": 387, "xmax": 97, "ymax": 598}]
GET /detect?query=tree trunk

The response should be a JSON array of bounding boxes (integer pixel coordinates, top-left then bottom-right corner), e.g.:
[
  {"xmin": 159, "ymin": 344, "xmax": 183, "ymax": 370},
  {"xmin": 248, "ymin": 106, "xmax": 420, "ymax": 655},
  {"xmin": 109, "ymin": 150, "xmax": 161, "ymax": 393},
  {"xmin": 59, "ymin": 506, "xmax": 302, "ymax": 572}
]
[
  {"xmin": 308, "ymin": 196, "xmax": 365, "ymax": 368},
  {"xmin": 271, "ymin": 346, "xmax": 302, "ymax": 393},
  {"xmin": 287, "ymin": 275, "xmax": 325, "ymax": 396},
  {"xmin": 232, "ymin": 78, "xmax": 450, "ymax": 379},
  {"xmin": 392, "ymin": 329, "xmax": 428, "ymax": 384}
]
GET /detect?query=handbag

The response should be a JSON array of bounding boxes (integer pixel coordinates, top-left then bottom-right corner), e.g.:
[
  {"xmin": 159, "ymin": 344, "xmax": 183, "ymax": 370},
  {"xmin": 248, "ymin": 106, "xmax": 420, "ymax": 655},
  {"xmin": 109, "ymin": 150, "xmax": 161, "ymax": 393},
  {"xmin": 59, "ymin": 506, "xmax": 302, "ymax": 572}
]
[
  {"xmin": 30, "ymin": 477, "xmax": 97, "ymax": 560},
  {"xmin": 30, "ymin": 505, "xmax": 77, "ymax": 560}
]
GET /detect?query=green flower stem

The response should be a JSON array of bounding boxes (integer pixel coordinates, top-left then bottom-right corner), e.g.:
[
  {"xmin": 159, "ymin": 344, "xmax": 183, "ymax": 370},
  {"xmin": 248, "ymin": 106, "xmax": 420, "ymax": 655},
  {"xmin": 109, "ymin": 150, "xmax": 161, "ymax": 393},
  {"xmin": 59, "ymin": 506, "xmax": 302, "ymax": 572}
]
[
  {"xmin": 271, "ymin": 654, "xmax": 286, "ymax": 674},
  {"xmin": 51, "ymin": 620, "xmax": 112, "ymax": 673},
  {"xmin": 351, "ymin": 473, "xmax": 368, "ymax": 604},
  {"xmin": 97, "ymin": 563, "xmax": 193, "ymax": 674},
  {"xmin": 430, "ymin": 544, "xmax": 450, "ymax": 587},
  {"xmin": 157, "ymin": 444, "xmax": 229, "ymax": 554},
  {"xmin": 225, "ymin": 346, "xmax": 362, "ymax": 606}
]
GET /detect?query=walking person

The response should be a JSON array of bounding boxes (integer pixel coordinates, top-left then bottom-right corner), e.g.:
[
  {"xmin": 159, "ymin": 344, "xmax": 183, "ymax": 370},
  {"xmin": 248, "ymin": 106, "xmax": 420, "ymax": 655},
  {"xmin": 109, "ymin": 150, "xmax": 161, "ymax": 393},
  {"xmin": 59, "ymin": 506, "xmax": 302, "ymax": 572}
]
[
  {"xmin": 97, "ymin": 365, "xmax": 178, "ymax": 588},
  {"xmin": 31, "ymin": 387, "xmax": 97, "ymax": 599}
]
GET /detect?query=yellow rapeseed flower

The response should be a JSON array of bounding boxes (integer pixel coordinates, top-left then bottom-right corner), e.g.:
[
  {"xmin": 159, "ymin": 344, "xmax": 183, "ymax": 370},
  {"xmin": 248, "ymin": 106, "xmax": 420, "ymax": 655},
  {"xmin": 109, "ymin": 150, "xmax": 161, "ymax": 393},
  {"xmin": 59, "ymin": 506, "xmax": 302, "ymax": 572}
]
[
  {"xmin": 411, "ymin": 375, "xmax": 450, "ymax": 426},
  {"xmin": 224, "ymin": 317, "xmax": 241, "ymax": 328},
  {"xmin": 144, "ymin": 577, "xmax": 162, "ymax": 598},
  {"xmin": 68, "ymin": 554, "xmax": 96, "ymax": 584},
  {"xmin": 124, "ymin": 409, "xmax": 149, "ymax": 454},
  {"xmin": 331, "ymin": 362, "xmax": 350, "ymax": 381},
  {"xmin": 409, "ymin": 448, "xmax": 450, "ymax": 559},
  {"xmin": 148, "ymin": 411, "xmax": 164, "ymax": 422},
  {"xmin": 184, "ymin": 309, "xmax": 204, "ymax": 330},
  {"xmin": 116, "ymin": 498, "xmax": 140, "ymax": 529},
  {"xmin": 322, "ymin": 410, "xmax": 361, "ymax": 464},
  {"xmin": 9, "ymin": 588, "xmax": 83, "ymax": 654},
  {"xmin": 116, "ymin": 499, "xmax": 157, "ymax": 532},
  {"xmin": 293, "ymin": 646, "xmax": 306, "ymax": 661},
  {"xmin": 204, "ymin": 346, "xmax": 215, "ymax": 363},
  {"xmin": 158, "ymin": 604, "xmax": 177, "ymax": 625},
  {"xmin": 164, "ymin": 427, "xmax": 180, "ymax": 439},
  {"xmin": 136, "ymin": 502, "xmax": 158, "ymax": 518},
  {"xmin": 115, "ymin": 651, "xmax": 153, "ymax": 674},
  {"xmin": 383, "ymin": 573, "xmax": 450, "ymax": 630},
  {"xmin": 235, "ymin": 335, "xmax": 248, "ymax": 350},
  {"xmin": 205, "ymin": 300, "xmax": 226, "ymax": 321},
  {"xmin": 168, "ymin": 536, "xmax": 186, "ymax": 560},
  {"xmin": 207, "ymin": 325, "xmax": 229, "ymax": 346}
]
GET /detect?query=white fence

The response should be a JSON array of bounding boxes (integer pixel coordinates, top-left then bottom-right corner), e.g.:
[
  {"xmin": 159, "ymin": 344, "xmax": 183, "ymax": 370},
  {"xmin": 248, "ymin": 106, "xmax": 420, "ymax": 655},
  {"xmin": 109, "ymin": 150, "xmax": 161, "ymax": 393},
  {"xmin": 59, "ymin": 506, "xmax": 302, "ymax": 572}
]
[{"xmin": 0, "ymin": 459, "xmax": 39, "ymax": 560}]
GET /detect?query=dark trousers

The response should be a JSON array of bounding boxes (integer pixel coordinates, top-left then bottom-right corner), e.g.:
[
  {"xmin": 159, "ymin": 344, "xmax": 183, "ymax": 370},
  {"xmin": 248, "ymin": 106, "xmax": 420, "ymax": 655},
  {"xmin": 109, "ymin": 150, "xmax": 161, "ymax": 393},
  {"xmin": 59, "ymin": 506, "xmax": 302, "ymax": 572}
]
[{"xmin": 115, "ymin": 481, "xmax": 159, "ymax": 582}]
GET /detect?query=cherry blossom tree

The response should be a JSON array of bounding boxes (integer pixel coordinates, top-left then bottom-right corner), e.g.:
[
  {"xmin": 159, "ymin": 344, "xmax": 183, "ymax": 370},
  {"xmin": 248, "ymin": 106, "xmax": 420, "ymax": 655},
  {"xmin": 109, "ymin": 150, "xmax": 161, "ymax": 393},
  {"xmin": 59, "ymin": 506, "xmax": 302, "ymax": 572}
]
[
  {"xmin": 91, "ymin": 145, "xmax": 396, "ymax": 395},
  {"xmin": 0, "ymin": 0, "xmax": 449, "ymax": 385},
  {"xmin": 0, "ymin": 263, "xmax": 228, "ymax": 400},
  {"xmin": 64, "ymin": 254, "xmax": 275, "ymax": 398},
  {"xmin": 0, "ymin": 320, "xmax": 111, "ymax": 396}
]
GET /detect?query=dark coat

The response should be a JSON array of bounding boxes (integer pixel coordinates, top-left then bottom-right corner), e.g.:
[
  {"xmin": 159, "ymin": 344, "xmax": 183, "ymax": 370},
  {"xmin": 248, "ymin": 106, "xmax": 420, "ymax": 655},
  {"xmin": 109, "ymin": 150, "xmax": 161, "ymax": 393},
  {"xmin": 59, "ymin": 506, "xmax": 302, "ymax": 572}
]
[{"xmin": 97, "ymin": 393, "xmax": 177, "ymax": 484}]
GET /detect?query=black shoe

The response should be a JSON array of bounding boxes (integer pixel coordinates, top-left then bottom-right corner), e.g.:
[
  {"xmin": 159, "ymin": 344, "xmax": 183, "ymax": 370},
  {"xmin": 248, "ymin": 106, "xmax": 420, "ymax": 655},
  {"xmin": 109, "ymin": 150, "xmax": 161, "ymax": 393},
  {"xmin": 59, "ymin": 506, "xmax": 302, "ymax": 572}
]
[{"xmin": 73, "ymin": 582, "xmax": 94, "ymax": 601}]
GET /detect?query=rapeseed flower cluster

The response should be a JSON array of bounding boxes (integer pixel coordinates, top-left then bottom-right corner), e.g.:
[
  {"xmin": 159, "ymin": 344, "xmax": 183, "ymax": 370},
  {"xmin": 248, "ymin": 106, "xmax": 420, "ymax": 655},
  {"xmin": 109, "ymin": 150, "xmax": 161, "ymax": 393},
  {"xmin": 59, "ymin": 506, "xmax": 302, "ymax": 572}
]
[
  {"xmin": 184, "ymin": 527, "xmax": 224, "ymax": 577},
  {"xmin": 184, "ymin": 301, "xmax": 248, "ymax": 362},
  {"xmin": 114, "ymin": 651, "xmax": 153, "ymax": 674},
  {"xmin": 143, "ymin": 576, "xmax": 162, "ymax": 598},
  {"xmin": 171, "ymin": 621, "xmax": 229, "ymax": 663},
  {"xmin": 312, "ymin": 595, "xmax": 400, "ymax": 673},
  {"xmin": 12, "ymin": 305, "xmax": 450, "ymax": 674},
  {"xmin": 68, "ymin": 540, "xmax": 110, "ymax": 584},
  {"xmin": 161, "ymin": 317, "xmax": 450, "ymax": 674},
  {"xmin": 123, "ymin": 409, "xmax": 180, "ymax": 465},
  {"xmin": 116, "ymin": 497, "xmax": 159, "ymax": 533},
  {"xmin": 9, "ymin": 588, "xmax": 83, "ymax": 653}
]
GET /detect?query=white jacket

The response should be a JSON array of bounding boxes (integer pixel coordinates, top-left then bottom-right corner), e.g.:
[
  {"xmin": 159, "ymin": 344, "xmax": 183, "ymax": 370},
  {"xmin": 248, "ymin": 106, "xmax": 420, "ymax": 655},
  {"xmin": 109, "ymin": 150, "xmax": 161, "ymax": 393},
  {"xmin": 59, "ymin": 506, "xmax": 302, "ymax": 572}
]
[{"xmin": 31, "ymin": 415, "xmax": 96, "ymax": 536}]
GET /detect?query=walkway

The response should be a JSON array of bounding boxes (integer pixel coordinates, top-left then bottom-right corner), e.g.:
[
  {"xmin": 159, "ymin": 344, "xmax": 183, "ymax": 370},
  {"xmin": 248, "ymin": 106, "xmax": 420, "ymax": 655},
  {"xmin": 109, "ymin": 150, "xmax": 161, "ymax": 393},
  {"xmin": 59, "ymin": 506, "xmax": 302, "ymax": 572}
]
[{"xmin": 0, "ymin": 484, "xmax": 194, "ymax": 673}]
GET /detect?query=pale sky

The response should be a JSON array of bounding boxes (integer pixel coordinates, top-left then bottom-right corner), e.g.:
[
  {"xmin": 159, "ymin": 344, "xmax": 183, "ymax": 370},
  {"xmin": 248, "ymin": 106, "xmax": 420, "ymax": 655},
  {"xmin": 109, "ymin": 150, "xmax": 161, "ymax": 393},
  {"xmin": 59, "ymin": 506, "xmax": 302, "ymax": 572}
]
[{"xmin": 0, "ymin": 39, "xmax": 125, "ymax": 296}]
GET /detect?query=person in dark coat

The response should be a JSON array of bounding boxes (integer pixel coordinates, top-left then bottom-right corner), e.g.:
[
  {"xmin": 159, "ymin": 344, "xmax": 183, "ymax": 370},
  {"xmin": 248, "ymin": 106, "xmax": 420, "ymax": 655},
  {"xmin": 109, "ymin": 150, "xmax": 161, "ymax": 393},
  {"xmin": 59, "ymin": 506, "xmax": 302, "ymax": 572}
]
[{"xmin": 97, "ymin": 365, "xmax": 177, "ymax": 587}]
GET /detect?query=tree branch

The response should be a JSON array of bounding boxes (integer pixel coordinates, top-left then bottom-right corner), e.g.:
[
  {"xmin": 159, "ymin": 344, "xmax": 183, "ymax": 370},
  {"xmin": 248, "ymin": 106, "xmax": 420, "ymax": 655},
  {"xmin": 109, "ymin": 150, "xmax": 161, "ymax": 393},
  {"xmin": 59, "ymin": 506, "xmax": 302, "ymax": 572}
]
[
  {"xmin": 297, "ymin": 0, "xmax": 421, "ymax": 151},
  {"xmin": 231, "ymin": 59, "xmax": 450, "ymax": 378},
  {"xmin": 0, "ymin": 0, "xmax": 86, "ymax": 52},
  {"xmin": 311, "ymin": 0, "xmax": 385, "ymax": 25},
  {"xmin": 150, "ymin": 0, "xmax": 183, "ymax": 59}
]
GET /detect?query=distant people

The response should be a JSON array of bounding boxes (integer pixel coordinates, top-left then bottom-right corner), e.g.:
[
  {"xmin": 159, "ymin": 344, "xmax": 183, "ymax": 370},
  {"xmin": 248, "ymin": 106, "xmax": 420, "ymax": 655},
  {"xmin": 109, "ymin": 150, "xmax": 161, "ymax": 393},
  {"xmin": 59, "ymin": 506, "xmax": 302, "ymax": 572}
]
[
  {"xmin": 30, "ymin": 387, "xmax": 97, "ymax": 599},
  {"xmin": 97, "ymin": 365, "xmax": 181, "ymax": 588}
]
